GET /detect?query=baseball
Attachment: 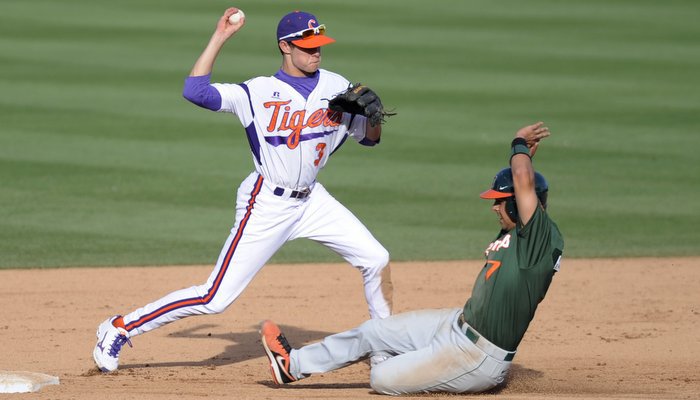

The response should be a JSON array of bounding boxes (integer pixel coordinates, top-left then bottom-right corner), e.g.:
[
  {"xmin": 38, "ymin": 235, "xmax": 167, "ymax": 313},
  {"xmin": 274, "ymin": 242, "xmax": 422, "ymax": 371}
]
[{"xmin": 228, "ymin": 10, "xmax": 244, "ymax": 24}]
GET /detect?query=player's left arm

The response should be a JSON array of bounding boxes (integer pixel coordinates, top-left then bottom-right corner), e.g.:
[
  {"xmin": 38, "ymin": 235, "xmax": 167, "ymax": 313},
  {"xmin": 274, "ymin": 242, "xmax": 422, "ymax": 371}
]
[
  {"xmin": 511, "ymin": 122, "xmax": 550, "ymax": 226},
  {"xmin": 365, "ymin": 122, "xmax": 381, "ymax": 143},
  {"xmin": 328, "ymin": 83, "xmax": 393, "ymax": 144}
]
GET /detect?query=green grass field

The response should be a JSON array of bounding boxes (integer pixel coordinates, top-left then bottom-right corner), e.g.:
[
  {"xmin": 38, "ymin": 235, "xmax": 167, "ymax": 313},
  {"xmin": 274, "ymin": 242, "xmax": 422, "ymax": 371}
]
[{"xmin": 1, "ymin": 0, "xmax": 698, "ymax": 268}]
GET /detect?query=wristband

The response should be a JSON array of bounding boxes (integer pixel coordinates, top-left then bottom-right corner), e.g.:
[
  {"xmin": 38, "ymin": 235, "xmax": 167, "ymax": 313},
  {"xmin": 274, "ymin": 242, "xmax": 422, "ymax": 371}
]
[{"xmin": 511, "ymin": 137, "xmax": 530, "ymax": 158}]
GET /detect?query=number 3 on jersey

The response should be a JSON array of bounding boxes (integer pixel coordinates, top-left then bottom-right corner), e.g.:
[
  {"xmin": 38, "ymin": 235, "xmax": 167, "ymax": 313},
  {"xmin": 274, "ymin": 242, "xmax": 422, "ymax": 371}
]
[{"xmin": 314, "ymin": 143, "xmax": 326, "ymax": 166}]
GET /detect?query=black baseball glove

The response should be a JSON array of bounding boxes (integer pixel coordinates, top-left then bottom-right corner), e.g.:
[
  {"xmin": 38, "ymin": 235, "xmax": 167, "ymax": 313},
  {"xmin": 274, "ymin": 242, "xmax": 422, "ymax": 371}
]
[{"xmin": 328, "ymin": 83, "xmax": 396, "ymax": 127}]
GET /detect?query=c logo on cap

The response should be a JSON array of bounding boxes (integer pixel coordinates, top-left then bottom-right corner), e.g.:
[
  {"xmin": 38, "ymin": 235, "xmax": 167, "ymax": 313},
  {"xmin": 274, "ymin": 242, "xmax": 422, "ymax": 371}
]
[{"xmin": 308, "ymin": 19, "xmax": 317, "ymax": 28}]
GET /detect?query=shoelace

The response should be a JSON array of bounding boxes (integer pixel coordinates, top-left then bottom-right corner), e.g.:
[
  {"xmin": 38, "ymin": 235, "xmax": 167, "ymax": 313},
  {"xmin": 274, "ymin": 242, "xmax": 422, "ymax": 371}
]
[
  {"xmin": 108, "ymin": 333, "xmax": 133, "ymax": 357},
  {"xmin": 276, "ymin": 334, "xmax": 292, "ymax": 354}
]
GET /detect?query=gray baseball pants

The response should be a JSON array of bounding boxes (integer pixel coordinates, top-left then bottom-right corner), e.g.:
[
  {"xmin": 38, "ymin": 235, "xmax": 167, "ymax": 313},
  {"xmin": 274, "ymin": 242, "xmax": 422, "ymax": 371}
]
[{"xmin": 289, "ymin": 307, "xmax": 513, "ymax": 395}]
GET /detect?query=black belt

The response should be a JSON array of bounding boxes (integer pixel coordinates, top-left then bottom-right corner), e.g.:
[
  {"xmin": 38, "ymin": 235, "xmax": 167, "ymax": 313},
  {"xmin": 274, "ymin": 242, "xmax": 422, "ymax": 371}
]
[
  {"xmin": 273, "ymin": 187, "xmax": 311, "ymax": 199},
  {"xmin": 458, "ymin": 313, "xmax": 515, "ymax": 362}
]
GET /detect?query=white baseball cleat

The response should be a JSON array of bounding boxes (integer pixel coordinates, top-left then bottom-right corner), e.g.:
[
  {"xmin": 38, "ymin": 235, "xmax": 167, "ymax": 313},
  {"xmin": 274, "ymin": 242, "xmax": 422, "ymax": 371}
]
[{"xmin": 93, "ymin": 316, "xmax": 132, "ymax": 372}]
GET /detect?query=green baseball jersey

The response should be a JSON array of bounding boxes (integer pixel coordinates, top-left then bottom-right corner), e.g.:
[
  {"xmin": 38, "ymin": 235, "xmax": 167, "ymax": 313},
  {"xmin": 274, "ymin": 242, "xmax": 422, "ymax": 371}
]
[{"xmin": 463, "ymin": 206, "xmax": 564, "ymax": 352}]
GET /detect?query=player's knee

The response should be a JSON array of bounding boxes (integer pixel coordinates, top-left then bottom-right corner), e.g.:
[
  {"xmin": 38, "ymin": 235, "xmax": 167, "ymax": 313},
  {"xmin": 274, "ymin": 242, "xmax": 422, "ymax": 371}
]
[
  {"xmin": 203, "ymin": 301, "xmax": 228, "ymax": 314},
  {"xmin": 370, "ymin": 368, "xmax": 402, "ymax": 396},
  {"xmin": 378, "ymin": 248, "xmax": 390, "ymax": 269},
  {"xmin": 369, "ymin": 374, "xmax": 388, "ymax": 395},
  {"xmin": 359, "ymin": 317, "xmax": 379, "ymax": 332},
  {"xmin": 190, "ymin": 281, "xmax": 238, "ymax": 314},
  {"xmin": 367, "ymin": 246, "xmax": 390, "ymax": 271},
  {"xmin": 201, "ymin": 293, "xmax": 235, "ymax": 314}
]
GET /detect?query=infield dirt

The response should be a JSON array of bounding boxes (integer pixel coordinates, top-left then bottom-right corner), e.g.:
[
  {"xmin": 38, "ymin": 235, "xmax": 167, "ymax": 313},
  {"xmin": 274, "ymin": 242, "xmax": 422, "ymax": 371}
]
[{"xmin": 1, "ymin": 258, "xmax": 698, "ymax": 399}]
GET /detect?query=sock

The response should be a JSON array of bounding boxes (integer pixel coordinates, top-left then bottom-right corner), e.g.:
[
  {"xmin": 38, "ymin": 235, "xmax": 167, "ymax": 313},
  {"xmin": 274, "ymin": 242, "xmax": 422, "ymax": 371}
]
[{"xmin": 112, "ymin": 316, "xmax": 126, "ymax": 329}]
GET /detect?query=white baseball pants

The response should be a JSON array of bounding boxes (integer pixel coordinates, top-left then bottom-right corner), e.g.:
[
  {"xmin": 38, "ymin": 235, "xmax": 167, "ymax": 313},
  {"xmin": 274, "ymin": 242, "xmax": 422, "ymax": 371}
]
[{"xmin": 122, "ymin": 172, "xmax": 391, "ymax": 335}]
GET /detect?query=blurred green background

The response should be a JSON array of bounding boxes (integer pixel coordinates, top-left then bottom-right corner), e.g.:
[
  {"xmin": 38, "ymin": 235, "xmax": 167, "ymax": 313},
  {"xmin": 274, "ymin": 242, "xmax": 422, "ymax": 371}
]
[{"xmin": 1, "ymin": 0, "xmax": 698, "ymax": 268}]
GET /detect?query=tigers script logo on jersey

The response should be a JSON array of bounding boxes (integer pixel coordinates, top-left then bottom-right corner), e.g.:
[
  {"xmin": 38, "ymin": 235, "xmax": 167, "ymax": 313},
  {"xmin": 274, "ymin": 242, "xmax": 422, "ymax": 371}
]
[
  {"xmin": 484, "ymin": 234, "xmax": 511, "ymax": 257},
  {"xmin": 263, "ymin": 100, "xmax": 343, "ymax": 149}
]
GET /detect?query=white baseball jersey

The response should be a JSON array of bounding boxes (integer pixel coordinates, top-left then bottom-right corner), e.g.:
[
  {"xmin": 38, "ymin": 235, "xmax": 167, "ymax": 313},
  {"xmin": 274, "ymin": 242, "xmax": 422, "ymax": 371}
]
[
  {"xmin": 213, "ymin": 69, "xmax": 368, "ymax": 190},
  {"xmin": 119, "ymin": 69, "xmax": 391, "ymax": 337}
]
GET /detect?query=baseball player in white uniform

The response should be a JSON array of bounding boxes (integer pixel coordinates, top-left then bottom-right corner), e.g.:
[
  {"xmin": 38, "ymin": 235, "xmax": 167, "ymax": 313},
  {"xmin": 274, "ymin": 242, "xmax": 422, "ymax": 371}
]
[{"xmin": 92, "ymin": 8, "xmax": 393, "ymax": 373}]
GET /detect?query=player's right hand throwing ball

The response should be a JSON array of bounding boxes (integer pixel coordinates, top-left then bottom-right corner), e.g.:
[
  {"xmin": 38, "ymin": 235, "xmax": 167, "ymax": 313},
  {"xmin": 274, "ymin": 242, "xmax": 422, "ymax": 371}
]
[{"xmin": 216, "ymin": 7, "xmax": 246, "ymax": 39}]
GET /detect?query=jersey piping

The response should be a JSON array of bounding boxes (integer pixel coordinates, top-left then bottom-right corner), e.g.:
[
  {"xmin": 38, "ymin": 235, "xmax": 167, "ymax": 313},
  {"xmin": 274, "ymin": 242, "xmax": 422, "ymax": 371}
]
[{"xmin": 124, "ymin": 175, "xmax": 264, "ymax": 332}]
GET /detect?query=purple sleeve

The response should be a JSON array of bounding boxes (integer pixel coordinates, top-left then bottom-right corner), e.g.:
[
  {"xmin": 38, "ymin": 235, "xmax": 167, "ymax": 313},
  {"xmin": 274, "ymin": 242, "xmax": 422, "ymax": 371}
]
[{"xmin": 182, "ymin": 74, "xmax": 222, "ymax": 111}]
